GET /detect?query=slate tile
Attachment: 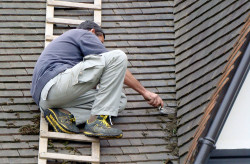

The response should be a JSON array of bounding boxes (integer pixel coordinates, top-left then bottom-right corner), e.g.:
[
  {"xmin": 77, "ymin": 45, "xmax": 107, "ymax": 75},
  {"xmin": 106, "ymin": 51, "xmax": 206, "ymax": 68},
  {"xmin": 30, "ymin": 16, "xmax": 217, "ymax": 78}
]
[
  {"xmin": 113, "ymin": 116, "xmax": 139, "ymax": 123},
  {"xmin": 117, "ymin": 3, "xmax": 133, "ymax": 8},
  {"xmin": 27, "ymin": 141, "xmax": 39, "ymax": 148},
  {"xmin": 129, "ymin": 154, "xmax": 147, "ymax": 161},
  {"xmin": 0, "ymin": 83, "xmax": 5, "ymax": 89},
  {"xmin": 18, "ymin": 149, "xmax": 38, "ymax": 156},
  {"xmin": 76, "ymin": 148, "xmax": 91, "ymax": 155},
  {"xmin": 28, "ymin": 105, "xmax": 39, "ymax": 111},
  {"xmin": 24, "ymin": 3, "xmax": 46, "ymax": 8},
  {"xmin": 4, "ymin": 120, "xmax": 33, "ymax": 127},
  {"xmin": 0, "ymin": 42, "xmax": 16, "ymax": 48},
  {"xmin": 102, "ymin": 3, "xmax": 118, "ymax": 9},
  {"xmin": 129, "ymin": 139, "xmax": 143, "ymax": 146},
  {"xmin": 178, "ymin": 103, "xmax": 207, "ymax": 126},
  {"xmin": 146, "ymin": 153, "xmax": 176, "ymax": 160},
  {"xmin": 0, "ymin": 113, "xmax": 19, "ymax": 119},
  {"xmin": 102, "ymin": 10, "xmax": 115, "ymax": 15},
  {"xmin": 102, "ymin": 15, "xmax": 123, "ymax": 21},
  {"xmin": 121, "ymin": 147, "xmax": 139, "ymax": 154},
  {"xmin": 125, "ymin": 9, "xmax": 142, "ymax": 14},
  {"xmin": 179, "ymin": 140, "xmax": 192, "ymax": 156},
  {"xmin": 15, "ymin": 42, "xmax": 43, "ymax": 48},
  {"xmin": 113, "ymin": 124, "xmax": 147, "ymax": 131},
  {"xmin": 176, "ymin": 65, "xmax": 223, "ymax": 98},
  {"xmin": 177, "ymin": 90, "xmax": 214, "ymax": 117},
  {"xmin": 132, "ymin": 2, "xmax": 151, "ymax": 8},
  {"xmin": 101, "ymin": 147, "xmax": 123, "ymax": 155},
  {"xmin": 1, "ymin": 142, "xmax": 30, "ymax": 149},
  {"xmin": 22, "ymin": 91, "xmax": 31, "ymax": 97},
  {"xmin": 0, "ymin": 63, "xmax": 11, "ymax": 68},
  {"xmin": 137, "ymin": 162, "xmax": 166, "ymax": 164},
  {"xmin": 108, "ymin": 139, "xmax": 131, "ymax": 146},
  {"xmin": 145, "ymin": 123, "xmax": 164, "ymax": 130},
  {"xmin": 141, "ymin": 138, "xmax": 166, "ymax": 145},
  {"xmin": 15, "ymin": 9, "xmax": 46, "ymax": 15},
  {"xmin": 0, "ymin": 9, "xmax": 17, "ymax": 14},
  {"xmin": 0, "ymin": 158, "xmax": 9, "ymax": 163},
  {"xmin": 0, "ymin": 135, "xmax": 15, "ymax": 142},
  {"xmin": 21, "ymin": 55, "xmax": 40, "ymax": 61},
  {"xmin": 123, "ymin": 131, "xmax": 165, "ymax": 138},
  {"xmin": 116, "ymin": 155, "xmax": 132, "ymax": 162},
  {"xmin": 4, "ymin": 83, "xmax": 30, "ymax": 89},
  {"xmin": 150, "ymin": 1, "xmax": 173, "ymax": 7},
  {"xmin": 180, "ymin": 153, "xmax": 188, "ymax": 164},
  {"xmin": 98, "ymin": 140, "xmax": 109, "ymax": 147},
  {"xmin": 175, "ymin": 0, "xmax": 239, "ymax": 37},
  {"xmin": 0, "ymin": 150, "xmax": 19, "ymax": 157},
  {"xmin": 138, "ymin": 116, "xmax": 169, "ymax": 123},
  {"xmin": 178, "ymin": 128, "xmax": 196, "ymax": 147},
  {"xmin": 137, "ymin": 145, "xmax": 170, "ymax": 153},
  {"xmin": 8, "ymin": 157, "xmax": 37, "ymax": 163},
  {"xmin": 16, "ymin": 76, "xmax": 32, "ymax": 82},
  {"xmin": 0, "ymin": 16, "xmax": 7, "ymax": 21},
  {"xmin": 0, "ymin": 91, "xmax": 23, "ymax": 97},
  {"xmin": 112, "ymin": 9, "xmax": 125, "ymax": 14},
  {"xmin": 115, "ymin": 41, "xmax": 129, "ymax": 47},
  {"xmin": 0, "ymin": 128, "xmax": 20, "ymax": 134},
  {"xmin": 25, "ymin": 68, "xmax": 34, "ymax": 74},
  {"xmin": 101, "ymin": 155, "xmax": 118, "ymax": 163}
]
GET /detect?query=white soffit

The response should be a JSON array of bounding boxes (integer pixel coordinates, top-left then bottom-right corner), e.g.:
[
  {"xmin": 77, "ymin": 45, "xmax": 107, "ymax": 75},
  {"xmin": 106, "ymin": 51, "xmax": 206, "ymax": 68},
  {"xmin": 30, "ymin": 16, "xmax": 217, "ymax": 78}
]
[{"xmin": 216, "ymin": 69, "xmax": 250, "ymax": 149}]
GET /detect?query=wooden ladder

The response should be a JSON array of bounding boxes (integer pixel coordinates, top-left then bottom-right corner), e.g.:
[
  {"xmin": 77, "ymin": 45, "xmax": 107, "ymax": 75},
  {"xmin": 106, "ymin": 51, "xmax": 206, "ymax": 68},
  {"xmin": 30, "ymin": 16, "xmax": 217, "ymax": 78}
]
[
  {"xmin": 38, "ymin": 113, "xmax": 100, "ymax": 163},
  {"xmin": 38, "ymin": 0, "xmax": 102, "ymax": 163},
  {"xmin": 45, "ymin": 0, "xmax": 102, "ymax": 47}
]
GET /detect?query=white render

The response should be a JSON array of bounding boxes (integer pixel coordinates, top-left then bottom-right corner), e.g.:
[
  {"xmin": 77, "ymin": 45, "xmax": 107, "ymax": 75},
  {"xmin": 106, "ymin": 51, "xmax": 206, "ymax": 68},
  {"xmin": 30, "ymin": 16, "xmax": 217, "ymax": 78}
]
[{"xmin": 216, "ymin": 69, "xmax": 250, "ymax": 149}]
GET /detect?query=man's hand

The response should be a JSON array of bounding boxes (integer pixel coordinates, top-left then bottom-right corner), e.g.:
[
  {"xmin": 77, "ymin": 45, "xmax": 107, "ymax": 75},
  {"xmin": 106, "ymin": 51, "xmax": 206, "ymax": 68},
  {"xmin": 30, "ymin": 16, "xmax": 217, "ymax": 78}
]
[
  {"xmin": 124, "ymin": 70, "xmax": 164, "ymax": 108},
  {"xmin": 142, "ymin": 90, "xmax": 164, "ymax": 107}
]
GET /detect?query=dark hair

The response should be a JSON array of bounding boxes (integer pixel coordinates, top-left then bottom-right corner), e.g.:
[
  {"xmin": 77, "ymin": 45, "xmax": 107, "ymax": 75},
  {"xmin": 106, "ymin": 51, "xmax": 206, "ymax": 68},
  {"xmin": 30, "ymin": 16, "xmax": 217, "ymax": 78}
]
[{"xmin": 77, "ymin": 20, "xmax": 105, "ymax": 38}]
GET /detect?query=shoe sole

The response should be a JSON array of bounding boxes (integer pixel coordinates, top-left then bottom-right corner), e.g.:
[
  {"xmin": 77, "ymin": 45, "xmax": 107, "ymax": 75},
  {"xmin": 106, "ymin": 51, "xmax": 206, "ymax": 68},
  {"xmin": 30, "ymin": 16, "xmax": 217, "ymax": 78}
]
[
  {"xmin": 83, "ymin": 131, "xmax": 123, "ymax": 138},
  {"xmin": 44, "ymin": 109, "xmax": 75, "ymax": 134}
]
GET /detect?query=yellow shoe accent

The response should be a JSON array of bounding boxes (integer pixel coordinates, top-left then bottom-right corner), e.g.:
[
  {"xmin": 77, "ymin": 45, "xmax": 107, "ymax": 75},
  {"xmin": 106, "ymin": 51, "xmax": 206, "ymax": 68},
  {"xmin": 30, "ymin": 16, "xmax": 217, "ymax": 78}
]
[
  {"xmin": 48, "ymin": 108, "xmax": 69, "ymax": 130},
  {"xmin": 49, "ymin": 115, "xmax": 73, "ymax": 134},
  {"xmin": 46, "ymin": 116, "xmax": 58, "ymax": 132}
]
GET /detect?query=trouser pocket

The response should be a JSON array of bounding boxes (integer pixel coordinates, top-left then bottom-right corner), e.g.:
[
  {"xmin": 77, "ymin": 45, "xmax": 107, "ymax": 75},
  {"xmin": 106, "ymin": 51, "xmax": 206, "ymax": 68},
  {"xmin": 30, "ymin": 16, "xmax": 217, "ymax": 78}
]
[{"xmin": 77, "ymin": 55, "xmax": 105, "ymax": 84}]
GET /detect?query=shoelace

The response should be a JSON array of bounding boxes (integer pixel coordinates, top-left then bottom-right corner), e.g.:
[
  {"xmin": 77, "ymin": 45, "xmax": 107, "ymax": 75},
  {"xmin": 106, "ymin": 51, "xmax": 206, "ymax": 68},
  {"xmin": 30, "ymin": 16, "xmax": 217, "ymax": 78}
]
[
  {"xmin": 69, "ymin": 114, "xmax": 76, "ymax": 123},
  {"xmin": 100, "ymin": 115, "xmax": 111, "ymax": 128}
]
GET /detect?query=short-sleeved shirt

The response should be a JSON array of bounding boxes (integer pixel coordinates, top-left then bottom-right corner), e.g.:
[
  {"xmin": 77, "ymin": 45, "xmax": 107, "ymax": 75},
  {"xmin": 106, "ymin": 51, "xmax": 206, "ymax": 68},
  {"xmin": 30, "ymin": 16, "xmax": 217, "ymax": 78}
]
[{"xmin": 31, "ymin": 29, "xmax": 108, "ymax": 105}]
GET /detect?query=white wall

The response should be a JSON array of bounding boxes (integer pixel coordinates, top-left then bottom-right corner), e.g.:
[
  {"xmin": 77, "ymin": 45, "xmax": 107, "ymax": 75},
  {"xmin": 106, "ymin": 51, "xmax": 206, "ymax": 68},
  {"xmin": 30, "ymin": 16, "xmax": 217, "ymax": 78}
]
[{"xmin": 216, "ymin": 69, "xmax": 250, "ymax": 149}]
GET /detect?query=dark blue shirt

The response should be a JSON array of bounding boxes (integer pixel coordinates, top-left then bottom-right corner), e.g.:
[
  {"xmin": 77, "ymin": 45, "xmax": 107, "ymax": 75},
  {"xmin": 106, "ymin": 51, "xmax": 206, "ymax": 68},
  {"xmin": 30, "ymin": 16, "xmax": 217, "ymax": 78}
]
[{"xmin": 31, "ymin": 29, "xmax": 108, "ymax": 105}]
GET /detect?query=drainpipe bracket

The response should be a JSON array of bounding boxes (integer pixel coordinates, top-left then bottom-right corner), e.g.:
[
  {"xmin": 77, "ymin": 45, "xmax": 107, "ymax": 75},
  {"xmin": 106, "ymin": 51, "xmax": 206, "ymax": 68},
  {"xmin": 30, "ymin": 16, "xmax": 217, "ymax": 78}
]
[{"xmin": 198, "ymin": 137, "xmax": 216, "ymax": 149}]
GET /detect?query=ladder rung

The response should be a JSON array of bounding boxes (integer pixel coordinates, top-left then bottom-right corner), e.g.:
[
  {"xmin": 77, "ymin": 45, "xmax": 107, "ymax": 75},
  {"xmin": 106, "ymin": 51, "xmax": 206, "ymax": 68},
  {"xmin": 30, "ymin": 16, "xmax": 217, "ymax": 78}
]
[
  {"xmin": 45, "ymin": 35, "xmax": 59, "ymax": 41},
  {"xmin": 39, "ymin": 152, "xmax": 99, "ymax": 162},
  {"xmin": 40, "ymin": 131, "xmax": 99, "ymax": 142},
  {"xmin": 47, "ymin": 17, "xmax": 83, "ymax": 25},
  {"xmin": 47, "ymin": 0, "xmax": 101, "ymax": 10}
]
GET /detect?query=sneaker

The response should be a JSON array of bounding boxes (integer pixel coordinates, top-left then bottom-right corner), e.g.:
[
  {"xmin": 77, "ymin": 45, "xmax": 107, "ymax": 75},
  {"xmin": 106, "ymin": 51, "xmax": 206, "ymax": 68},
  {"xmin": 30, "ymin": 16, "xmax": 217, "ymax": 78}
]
[
  {"xmin": 44, "ymin": 108, "xmax": 80, "ymax": 134},
  {"xmin": 83, "ymin": 115, "xmax": 123, "ymax": 138}
]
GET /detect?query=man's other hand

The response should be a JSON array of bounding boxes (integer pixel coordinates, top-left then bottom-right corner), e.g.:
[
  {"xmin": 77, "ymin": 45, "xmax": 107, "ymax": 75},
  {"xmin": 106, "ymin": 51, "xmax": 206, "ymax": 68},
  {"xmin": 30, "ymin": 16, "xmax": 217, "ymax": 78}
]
[{"xmin": 142, "ymin": 90, "xmax": 164, "ymax": 108}]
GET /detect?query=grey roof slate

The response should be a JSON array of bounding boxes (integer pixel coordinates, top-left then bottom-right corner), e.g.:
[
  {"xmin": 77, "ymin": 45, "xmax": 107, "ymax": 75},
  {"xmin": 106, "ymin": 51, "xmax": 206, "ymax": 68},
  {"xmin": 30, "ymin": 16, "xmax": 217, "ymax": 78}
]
[
  {"xmin": 0, "ymin": 0, "xmax": 177, "ymax": 163},
  {"xmin": 174, "ymin": 0, "xmax": 249, "ymax": 163}
]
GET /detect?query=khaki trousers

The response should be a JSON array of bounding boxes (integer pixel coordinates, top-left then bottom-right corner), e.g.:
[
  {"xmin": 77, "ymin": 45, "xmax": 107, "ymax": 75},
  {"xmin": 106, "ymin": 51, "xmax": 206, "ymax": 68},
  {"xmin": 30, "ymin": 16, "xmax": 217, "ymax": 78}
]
[{"xmin": 39, "ymin": 50, "xmax": 128, "ymax": 125}]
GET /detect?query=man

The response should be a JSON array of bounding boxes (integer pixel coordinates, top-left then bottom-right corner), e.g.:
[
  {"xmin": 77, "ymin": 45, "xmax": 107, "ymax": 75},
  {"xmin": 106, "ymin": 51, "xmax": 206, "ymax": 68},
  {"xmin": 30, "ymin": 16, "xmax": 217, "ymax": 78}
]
[{"xmin": 31, "ymin": 20, "xmax": 163, "ymax": 138}]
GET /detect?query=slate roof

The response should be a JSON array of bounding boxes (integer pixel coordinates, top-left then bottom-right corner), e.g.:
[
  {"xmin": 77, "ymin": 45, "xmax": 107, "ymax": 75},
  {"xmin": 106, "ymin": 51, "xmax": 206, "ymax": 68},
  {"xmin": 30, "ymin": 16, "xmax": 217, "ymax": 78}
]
[
  {"xmin": 174, "ymin": 0, "xmax": 249, "ymax": 163},
  {"xmin": 0, "ymin": 0, "xmax": 177, "ymax": 163}
]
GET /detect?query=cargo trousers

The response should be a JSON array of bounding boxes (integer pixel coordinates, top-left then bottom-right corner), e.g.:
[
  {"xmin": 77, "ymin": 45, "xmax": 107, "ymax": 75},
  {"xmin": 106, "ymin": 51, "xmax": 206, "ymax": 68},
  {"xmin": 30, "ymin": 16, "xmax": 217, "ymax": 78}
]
[{"xmin": 39, "ymin": 50, "xmax": 128, "ymax": 125}]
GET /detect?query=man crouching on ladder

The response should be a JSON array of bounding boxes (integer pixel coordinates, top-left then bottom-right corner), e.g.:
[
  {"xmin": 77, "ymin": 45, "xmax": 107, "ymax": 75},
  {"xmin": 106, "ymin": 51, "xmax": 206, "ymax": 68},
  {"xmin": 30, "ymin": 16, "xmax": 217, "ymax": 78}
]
[{"xmin": 31, "ymin": 20, "xmax": 163, "ymax": 138}]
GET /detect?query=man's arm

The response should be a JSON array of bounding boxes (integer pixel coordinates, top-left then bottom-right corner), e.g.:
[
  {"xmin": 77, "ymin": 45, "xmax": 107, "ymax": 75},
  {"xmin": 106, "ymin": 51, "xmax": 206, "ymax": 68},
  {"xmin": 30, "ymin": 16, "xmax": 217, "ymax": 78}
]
[{"xmin": 124, "ymin": 69, "xmax": 164, "ymax": 107}]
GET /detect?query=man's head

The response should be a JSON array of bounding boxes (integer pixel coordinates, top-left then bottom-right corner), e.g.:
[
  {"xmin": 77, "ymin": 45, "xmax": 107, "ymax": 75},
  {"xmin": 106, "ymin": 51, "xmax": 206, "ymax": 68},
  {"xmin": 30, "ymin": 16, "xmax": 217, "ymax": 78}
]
[{"xmin": 77, "ymin": 20, "xmax": 105, "ymax": 43}]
